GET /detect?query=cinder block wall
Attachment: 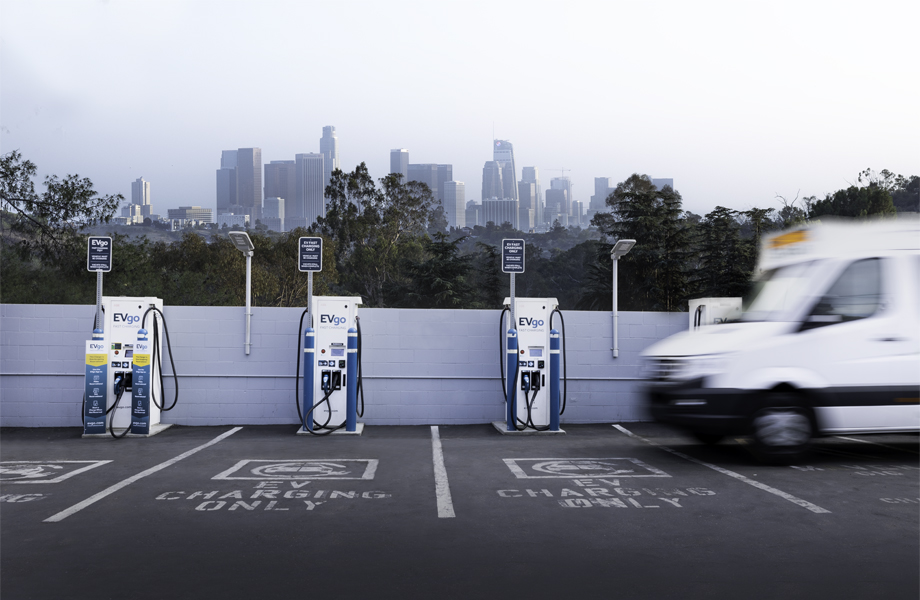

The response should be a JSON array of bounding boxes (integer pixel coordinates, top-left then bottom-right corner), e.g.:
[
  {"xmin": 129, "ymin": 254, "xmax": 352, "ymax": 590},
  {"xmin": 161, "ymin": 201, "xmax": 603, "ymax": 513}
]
[{"xmin": 0, "ymin": 303, "xmax": 686, "ymax": 427}]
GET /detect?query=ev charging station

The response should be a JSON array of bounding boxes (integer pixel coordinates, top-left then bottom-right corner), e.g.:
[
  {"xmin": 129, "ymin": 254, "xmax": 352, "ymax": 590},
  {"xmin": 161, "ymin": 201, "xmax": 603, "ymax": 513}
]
[
  {"xmin": 82, "ymin": 236, "xmax": 178, "ymax": 438},
  {"xmin": 295, "ymin": 236, "xmax": 365, "ymax": 436},
  {"xmin": 494, "ymin": 239, "xmax": 566, "ymax": 434},
  {"xmin": 82, "ymin": 296, "xmax": 173, "ymax": 438}
]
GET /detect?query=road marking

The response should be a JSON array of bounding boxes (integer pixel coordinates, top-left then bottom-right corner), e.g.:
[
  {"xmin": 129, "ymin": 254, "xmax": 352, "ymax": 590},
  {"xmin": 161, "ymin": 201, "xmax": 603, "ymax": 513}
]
[
  {"xmin": 212, "ymin": 459, "xmax": 378, "ymax": 480},
  {"xmin": 44, "ymin": 427, "xmax": 243, "ymax": 523},
  {"xmin": 612, "ymin": 425, "xmax": 830, "ymax": 514},
  {"xmin": 504, "ymin": 457, "xmax": 669, "ymax": 479},
  {"xmin": 1, "ymin": 460, "xmax": 111, "ymax": 484},
  {"xmin": 430, "ymin": 426, "xmax": 455, "ymax": 518},
  {"xmin": 836, "ymin": 436, "xmax": 920, "ymax": 455}
]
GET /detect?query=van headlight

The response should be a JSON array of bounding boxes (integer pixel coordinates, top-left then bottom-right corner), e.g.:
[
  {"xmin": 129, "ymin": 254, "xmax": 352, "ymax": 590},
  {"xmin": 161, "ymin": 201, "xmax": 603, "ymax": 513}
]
[{"xmin": 644, "ymin": 354, "xmax": 730, "ymax": 382}]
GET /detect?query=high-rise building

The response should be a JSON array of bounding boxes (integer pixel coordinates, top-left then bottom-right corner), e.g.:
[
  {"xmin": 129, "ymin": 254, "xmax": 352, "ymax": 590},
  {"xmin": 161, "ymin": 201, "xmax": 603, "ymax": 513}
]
[
  {"xmin": 292, "ymin": 153, "xmax": 324, "ymax": 229},
  {"xmin": 521, "ymin": 167, "xmax": 542, "ymax": 227},
  {"xmin": 443, "ymin": 181, "xmax": 465, "ymax": 229},
  {"xmin": 481, "ymin": 161, "xmax": 504, "ymax": 201},
  {"xmin": 550, "ymin": 177, "xmax": 573, "ymax": 216},
  {"xmin": 407, "ymin": 163, "xmax": 438, "ymax": 196},
  {"xmin": 465, "ymin": 200, "xmax": 482, "ymax": 228},
  {"xmin": 518, "ymin": 181, "xmax": 536, "ymax": 232},
  {"xmin": 545, "ymin": 189, "xmax": 568, "ymax": 224},
  {"xmin": 167, "ymin": 206, "xmax": 213, "ymax": 223},
  {"xmin": 131, "ymin": 177, "xmax": 151, "ymax": 217},
  {"xmin": 652, "ymin": 178, "xmax": 675, "ymax": 191},
  {"xmin": 588, "ymin": 177, "xmax": 614, "ymax": 221},
  {"xmin": 436, "ymin": 165, "xmax": 452, "ymax": 204},
  {"xmin": 264, "ymin": 160, "xmax": 296, "ymax": 220},
  {"xmin": 236, "ymin": 148, "xmax": 262, "ymax": 220},
  {"xmin": 390, "ymin": 149, "xmax": 409, "ymax": 182},
  {"xmin": 482, "ymin": 198, "xmax": 520, "ymax": 230},
  {"xmin": 320, "ymin": 126, "xmax": 339, "ymax": 191},
  {"xmin": 493, "ymin": 140, "xmax": 518, "ymax": 201},
  {"xmin": 262, "ymin": 197, "xmax": 285, "ymax": 232}
]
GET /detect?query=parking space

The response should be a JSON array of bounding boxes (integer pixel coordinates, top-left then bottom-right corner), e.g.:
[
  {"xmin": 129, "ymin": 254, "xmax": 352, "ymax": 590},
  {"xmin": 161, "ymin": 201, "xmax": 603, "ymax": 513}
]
[{"xmin": 1, "ymin": 424, "xmax": 917, "ymax": 599}]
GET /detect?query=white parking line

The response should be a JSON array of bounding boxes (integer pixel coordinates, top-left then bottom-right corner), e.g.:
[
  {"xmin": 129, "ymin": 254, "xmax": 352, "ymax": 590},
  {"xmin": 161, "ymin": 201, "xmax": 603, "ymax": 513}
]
[
  {"xmin": 836, "ymin": 436, "xmax": 920, "ymax": 455},
  {"xmin": 613, "ymin": 425, "xmax": 831, "ymax": 514},
  {"xmin": 44, "ymin": 427, "xmax": 243, "ymax": 523},
  {"xmin": 430, "ymin": 426, "xmax": 455, "ymax": 518}
]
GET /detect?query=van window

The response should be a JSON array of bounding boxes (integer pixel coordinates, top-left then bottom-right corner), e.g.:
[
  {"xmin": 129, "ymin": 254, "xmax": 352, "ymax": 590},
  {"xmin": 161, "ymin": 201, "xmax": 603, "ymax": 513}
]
[
  {"xmin": 742, "ymin": 261, "xmax": 817, "ymax": 322},
  {"xmin": 804, "ymin": 258, "xmax": 881, "ymax": 328}
]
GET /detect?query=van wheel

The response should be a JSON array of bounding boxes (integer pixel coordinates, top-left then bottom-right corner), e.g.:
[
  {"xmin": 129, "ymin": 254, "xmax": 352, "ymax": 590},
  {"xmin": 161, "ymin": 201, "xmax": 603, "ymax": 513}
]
[{"xmin": 750, "ymin": 399, "xmax": 813, "ymax": 464}]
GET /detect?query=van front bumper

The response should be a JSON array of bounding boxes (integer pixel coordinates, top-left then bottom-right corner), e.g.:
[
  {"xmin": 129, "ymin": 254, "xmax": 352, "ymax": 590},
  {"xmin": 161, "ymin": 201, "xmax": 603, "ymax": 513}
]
[{"xmin": 645, "ymin": 379, "xmax": 753, "ymax": 436}]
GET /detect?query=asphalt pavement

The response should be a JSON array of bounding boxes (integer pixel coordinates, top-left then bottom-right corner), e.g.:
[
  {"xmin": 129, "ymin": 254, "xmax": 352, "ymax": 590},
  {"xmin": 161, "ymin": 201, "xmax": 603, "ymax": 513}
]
[{"xmin": 2, "ymin": 423, "xmax": 918, "ymax": 599}]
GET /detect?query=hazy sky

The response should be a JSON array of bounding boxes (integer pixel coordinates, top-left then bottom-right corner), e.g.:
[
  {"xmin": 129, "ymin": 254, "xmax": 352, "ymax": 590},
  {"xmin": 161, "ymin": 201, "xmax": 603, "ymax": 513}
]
[{"xmin": 2, "ymin": 0, "xmax": 917, "ymax": 219}]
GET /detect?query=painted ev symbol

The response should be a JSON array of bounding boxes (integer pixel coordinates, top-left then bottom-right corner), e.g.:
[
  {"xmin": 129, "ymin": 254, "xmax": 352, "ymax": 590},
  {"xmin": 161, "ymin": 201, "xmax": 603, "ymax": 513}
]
[
  {"xmin": 0, "ymin": 463, "xmax": 64, "ymax": 481},
  {"xmin": 250, "ymin": 462, "xmax": 353, "ymax": 478},
  {"xmin": 530, "ymin": 460, "xmax": 636, "ymax": 476}
]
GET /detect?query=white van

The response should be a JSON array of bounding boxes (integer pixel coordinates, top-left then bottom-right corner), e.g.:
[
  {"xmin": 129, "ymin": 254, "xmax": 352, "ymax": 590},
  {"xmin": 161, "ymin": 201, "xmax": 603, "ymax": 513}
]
[{"xmin": 642, "ymin": 217, "xmax": 920, "ymax": 462}]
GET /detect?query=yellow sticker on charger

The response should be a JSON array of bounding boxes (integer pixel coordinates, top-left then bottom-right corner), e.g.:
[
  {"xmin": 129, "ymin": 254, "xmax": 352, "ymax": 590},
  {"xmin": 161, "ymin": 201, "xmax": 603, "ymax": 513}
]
[
  {"xmin": 133, "ymin": 353, "xmax": 151, "ymax": 367},
  {"xmin": 86, "ymin": 354, "xmax": 107, "ymax": 367}
]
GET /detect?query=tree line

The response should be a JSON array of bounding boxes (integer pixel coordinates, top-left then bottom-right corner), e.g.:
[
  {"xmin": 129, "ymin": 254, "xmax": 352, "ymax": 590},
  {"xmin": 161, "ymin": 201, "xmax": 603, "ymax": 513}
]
[{"xmin": 2, "ymin": 151, "xmax": 917, "ymax": 311}]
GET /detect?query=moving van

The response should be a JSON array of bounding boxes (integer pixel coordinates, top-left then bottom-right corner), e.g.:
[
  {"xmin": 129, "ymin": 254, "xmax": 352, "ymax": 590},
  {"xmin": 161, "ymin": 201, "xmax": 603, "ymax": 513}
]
[{"xmin": 642, "ymin": 217, "xmax": 920, "ymax": 462}]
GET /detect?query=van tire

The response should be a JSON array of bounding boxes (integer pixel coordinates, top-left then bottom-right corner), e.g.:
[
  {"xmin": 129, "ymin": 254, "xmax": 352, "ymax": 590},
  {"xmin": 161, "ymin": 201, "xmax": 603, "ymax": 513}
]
[{"xmin": 750, "ymin": 394, "xmax": 813, "ymax": 464}]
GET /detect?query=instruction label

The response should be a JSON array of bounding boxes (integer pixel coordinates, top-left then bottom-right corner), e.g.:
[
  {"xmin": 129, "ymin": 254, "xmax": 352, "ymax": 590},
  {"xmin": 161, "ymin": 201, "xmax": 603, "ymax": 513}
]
[
  {"xmin": 502, "ymin": 239, "xmax": 525, "ymax": 273},
  {"xmin": 131, "ymin": 340, "xmax": 151, "ymax": 435},
  {"xmin": 84, "ymin": 341, "xmax": 108, "ymax": 434},
  {"xmin": 299, "ymin": 237, "xmax": 323, "ymax": 272}
]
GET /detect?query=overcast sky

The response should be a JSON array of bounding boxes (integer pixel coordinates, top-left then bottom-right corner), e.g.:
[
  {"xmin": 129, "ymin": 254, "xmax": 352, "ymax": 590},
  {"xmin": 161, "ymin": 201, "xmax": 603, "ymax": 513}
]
[{"xmin": 2, "ymin": 0, "xmax": 917, "ymax": 219}]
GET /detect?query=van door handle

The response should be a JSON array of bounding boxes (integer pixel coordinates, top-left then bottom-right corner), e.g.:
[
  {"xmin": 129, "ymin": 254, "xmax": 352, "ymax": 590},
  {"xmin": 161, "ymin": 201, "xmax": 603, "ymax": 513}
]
[{"xmin": 875, "ymin": 337, "xmax": 907, "ymax": 342}]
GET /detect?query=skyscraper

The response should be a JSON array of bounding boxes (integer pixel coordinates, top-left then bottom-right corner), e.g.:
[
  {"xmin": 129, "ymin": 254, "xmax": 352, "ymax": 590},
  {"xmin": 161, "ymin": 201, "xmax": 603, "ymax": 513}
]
[
  {"xmin": 482, "ymin": 198, "xmax": 519, "ymax": 230},
  {"xmin": 293, "ymin": 153, "xmax": 324, "ymax": 229},
  {"xmin": 493, "ymin": 140, "xmax": 518, "ymax": 201},
  {"xmin": 320, "ymin": 126, "xmax": 339, "ymax": 191},
  {"xmin": 550, "ymin": 177, "xmax": 573, "ymax": 216},
  {"xmin": 131, "ymin": 177, "xmax": 151, "ymax": 217},
  {"xmin": 264, "ymin": 160, "xmax": 296, "ymax": 222},
  {"xmin": 589, "ymin": 177, "xmax": 614, "ymax": 221},
  {"xmin": 407, "ymin": 163, "xmax": 438, "ymax": 196},
  {"xmin": 652, "ymin": 178, "xmax": 675, "ymax": 191},
  {"xmin": 521, "ymin": 167, "xmax": 542, "ymax": 227},
  {"xmin": 518, "ymin": 181, "xmax": 536, "ymax": 232},
  {"xmin": 216, "ymin": 151, "xmax": 238, "ymax": 215},
  {"xmin": 443, "ymin": 181, "xmax": 465, "ymax": 229},
  {"xmin": 236, "ymin": 148, "xmax": 262, "ymax": 220},
  {"xmin": 481, "ymin": 161, "xmax": 504, "ymax": 200},
  {"xmin": 390, "ymin": 149, "xmax": 409, "ymax": 182}
]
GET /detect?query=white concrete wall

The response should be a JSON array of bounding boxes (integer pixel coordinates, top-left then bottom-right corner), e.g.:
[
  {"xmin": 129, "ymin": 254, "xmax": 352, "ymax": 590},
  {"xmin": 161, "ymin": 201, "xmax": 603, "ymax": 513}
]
[{"xmin": 0, "ymin": 303, "xmax": 686, "ymax": 427}]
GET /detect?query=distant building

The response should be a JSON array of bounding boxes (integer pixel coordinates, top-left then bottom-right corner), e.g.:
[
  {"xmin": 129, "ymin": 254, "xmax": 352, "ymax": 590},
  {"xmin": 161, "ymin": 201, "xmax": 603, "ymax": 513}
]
[
  {"xmin": 493, "ymin": 140, "xmax": 518, "ymax": 201},
  {"xmin": 131, "ymin": 177, "xmax": 151, "ymax": 217},
  {"xmin": 390, "ymin": 149, "xmax": 409, "ymax": 182},
  {"xmin": 263, "ymin": 197, "xmax": 285, "ymax": 232},
  {"xmin": 550, "ymin": 177, "xmax": 573, "ymax": 217},
  {"xmin": 465, "ymin": 200, "xmax": 482, "ymax": 228},
  {"xmin": 443, "ymin": 181, "xmax": 465, "ymax": 229},
  {"xmin": 652, "ymin": 178, "xmax": 674, "ymax": 191},
  {"xmin": 121, "ymin": 203, "xmax": 143, "ymax": 224},
  {"xmin": 292, "ymin": 153, "xmax": 324, "ymax": 229},
  {"xmin": 407, "ymin": 163, "xmax": 438, "ymax": 197},
  {"xmin": 481, "ymin": 161, "xmax": 504, "ymax": 201},
  {"xmin": 217, "ymin": 148, "xmax": 261, "ymax": 219},
  {"xmin": 545, "ymin": 189, "xmax": 568, "ymax": 225},
  {"xmin": 168, "ymin": 206, "xmax": 213, "ymax": 222},
  {"xmin": 518, "ymin": 182, "xmax": 537, "ymax": 232},
  {"xmin": 320, "ymin": 126, "xmax": 339, "ymax": 190},
  {"xmin": 482, "ymin": 197, "xmax": 519, "ymax": 230},
  {"xmin": 521, "ymin": 167, "xmax": 542, "ymax": 227},
  {"xmin": 263, "ymin": 160, "xmax": 296, "ymax": 222},
  {"xmin": 216, "ymin": 213, "xmax": 250, "ymax": 229}
]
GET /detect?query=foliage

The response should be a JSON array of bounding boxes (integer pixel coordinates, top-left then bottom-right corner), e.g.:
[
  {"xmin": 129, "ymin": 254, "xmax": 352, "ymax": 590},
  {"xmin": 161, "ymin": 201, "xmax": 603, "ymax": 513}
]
[
  {"xmin": 313, "ymin": 165, "xmax": 435, "ymax": 306},
  {"xmin": 1, "ymin": 151, "xmax": 122, "ymax": 263},
  {"xmin": 692, "ymin": 207, "xmax": 751, "ymax": 298},
  {"xmin": 807, "ymin": 185, "xmax": 896, "ymax": 219},
  {"xmin": 390, "ymin": 233, "xmax": 476, "ymax": 308}
]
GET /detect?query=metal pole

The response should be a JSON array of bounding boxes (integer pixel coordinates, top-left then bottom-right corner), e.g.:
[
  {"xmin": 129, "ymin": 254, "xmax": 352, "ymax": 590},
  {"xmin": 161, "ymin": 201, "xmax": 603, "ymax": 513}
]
[
  {"xmin": 95, "ymin": 271, "xmax": 103, "ymax": 330},
  {"xmin": 245, "ymin": 252, "xmax": 252, "ymax": 355},
  {"xmin": 307, "ymin": 271, "xmax": 313, "ymax": 327},
  {"xmin": 509, "ymin": 272, "xmax": 516, "ymax": 327},
  {"xmin": 612, "ymin": 257, "xmax": 619, "ymax": 359}
]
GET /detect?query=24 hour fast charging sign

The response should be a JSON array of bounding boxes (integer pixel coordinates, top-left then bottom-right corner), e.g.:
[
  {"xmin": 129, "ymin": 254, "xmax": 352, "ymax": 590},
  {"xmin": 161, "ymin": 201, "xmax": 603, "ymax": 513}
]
[{"xmin": 87, "ymin": 236, "xmax": 112, "ymax": 272}]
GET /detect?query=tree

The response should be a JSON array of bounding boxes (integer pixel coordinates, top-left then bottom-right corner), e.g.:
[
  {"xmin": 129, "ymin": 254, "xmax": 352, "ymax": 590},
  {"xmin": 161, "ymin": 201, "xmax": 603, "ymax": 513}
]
[
  {"xmin": 891, "ymin": 175, "xmax": 919, "ymax": 213},
  {"xmin": 392, "ymin": 233, "xmax": 476, "ymax": 308},
  {"xmin": 591, "ymin": 174, "xmax": 691, "ymax": 311},
  {"xmin": 807, "ymin": 185, "xmax": 896, "ymax": 219},
  {"xmin": 1, "ymin": 151, "xmax": 122, "ymax": 263},
  {"xmin": 692, "ymin": 206, "xmax": 751, "ymax": 298},
  {"xmin": 314, "ymin": 164, "xmax": 435, "ymax": 306}
]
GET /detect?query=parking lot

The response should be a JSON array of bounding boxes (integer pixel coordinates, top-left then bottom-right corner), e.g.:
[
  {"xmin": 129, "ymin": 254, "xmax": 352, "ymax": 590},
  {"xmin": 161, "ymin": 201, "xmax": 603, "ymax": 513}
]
[{"xmin": 2, "ymin": 423, "xmax": 918, "ymax": 599}]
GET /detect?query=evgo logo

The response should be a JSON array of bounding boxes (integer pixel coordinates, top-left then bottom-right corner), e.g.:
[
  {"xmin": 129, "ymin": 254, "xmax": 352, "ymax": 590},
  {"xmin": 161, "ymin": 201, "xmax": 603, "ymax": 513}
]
[
  {"xmin": 320, "ymin": 314, "xmax": 347, "ymax": 326},
  {"xmin": 519, "ymin": 317, "xmax": 544, "ymax": 329},
  {"xmin": 113, "ymin": 313, "xmax": 140, "ymax": 325}
]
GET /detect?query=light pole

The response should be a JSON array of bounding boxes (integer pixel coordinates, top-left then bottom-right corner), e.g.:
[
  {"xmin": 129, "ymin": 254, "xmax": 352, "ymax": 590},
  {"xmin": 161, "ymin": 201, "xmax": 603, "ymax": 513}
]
[
  {"xmin": 611, "ymin": 239, "xmax": 636, "ymax": 359},
  {"xmin": 228, "ymin": 231, "xmax": 255, "ymax": 356}
]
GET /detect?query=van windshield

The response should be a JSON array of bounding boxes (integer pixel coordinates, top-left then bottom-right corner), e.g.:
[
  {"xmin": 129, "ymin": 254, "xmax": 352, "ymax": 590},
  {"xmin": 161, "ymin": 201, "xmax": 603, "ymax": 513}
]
[{"xmin": 741, "ymin": 261, "xmax": 817, "ymax": 322}]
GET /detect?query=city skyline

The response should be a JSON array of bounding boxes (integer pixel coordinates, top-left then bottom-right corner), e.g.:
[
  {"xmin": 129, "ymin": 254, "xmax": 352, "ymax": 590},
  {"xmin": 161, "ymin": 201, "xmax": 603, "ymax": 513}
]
[{"xmin": 2, "ymin": 1, "xmax": 916, "ymax": 222}]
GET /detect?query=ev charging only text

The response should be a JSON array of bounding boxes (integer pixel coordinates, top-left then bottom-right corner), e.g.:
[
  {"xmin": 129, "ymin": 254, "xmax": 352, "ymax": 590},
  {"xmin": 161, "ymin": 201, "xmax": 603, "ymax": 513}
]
[
  {"xmin": 496, "ymin": 479, "xmax": 716, "ymax": 509},
  {"xmin": 155, "ymin": 480, "xmax": 391, "ymax": 512}
]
